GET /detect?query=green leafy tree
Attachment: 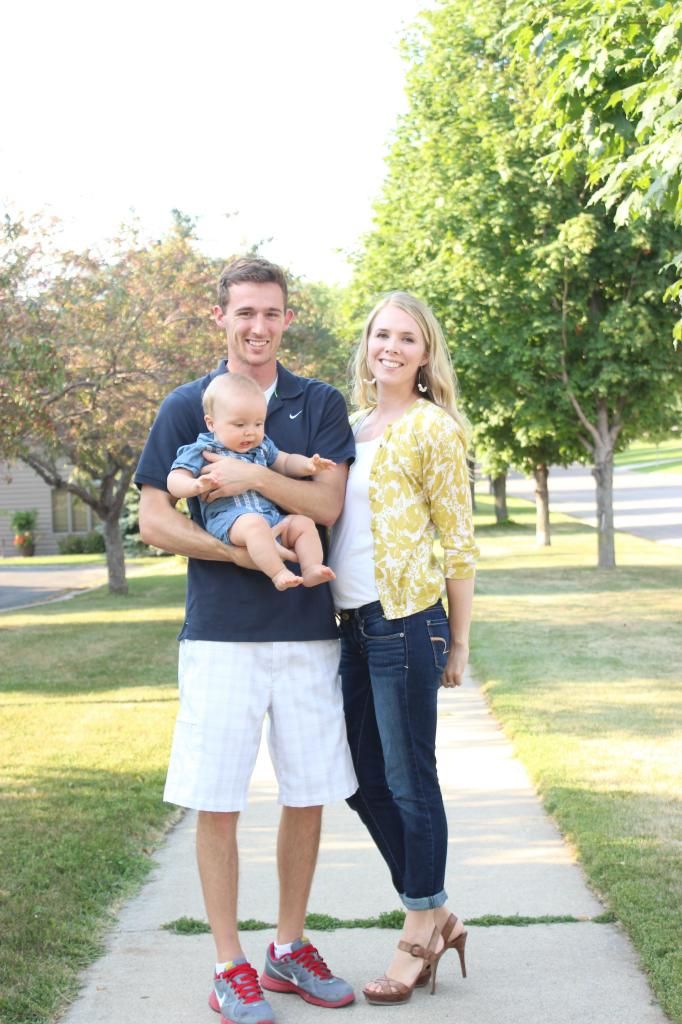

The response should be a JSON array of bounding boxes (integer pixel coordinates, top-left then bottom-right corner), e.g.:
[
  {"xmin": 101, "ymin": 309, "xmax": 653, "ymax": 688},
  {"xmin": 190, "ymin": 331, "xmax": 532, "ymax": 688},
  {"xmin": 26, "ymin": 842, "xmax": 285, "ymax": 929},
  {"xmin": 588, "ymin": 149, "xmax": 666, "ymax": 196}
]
[
  {"xmin": 280, "ymin": 279, "xmax": 353, "ymax": 395},
  {"xmin": 509, "ymin": 0, "xmax": 682, "ymax": 339},
  {"xmin": 351, "ymin": 0, "xmax": 681, "ymax": 566},
  {"xmin": 0, "ymin": 214, "xmax": 62, "ymax": 457}
]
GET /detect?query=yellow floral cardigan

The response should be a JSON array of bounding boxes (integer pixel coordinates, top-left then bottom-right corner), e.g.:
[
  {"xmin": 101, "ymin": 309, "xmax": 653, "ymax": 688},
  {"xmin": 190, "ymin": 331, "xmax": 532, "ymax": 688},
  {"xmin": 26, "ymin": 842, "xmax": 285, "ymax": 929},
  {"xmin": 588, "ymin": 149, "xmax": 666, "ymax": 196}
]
[{"xmin": 350, "ymin": 399, "xmax": 478, "ymax": 619}]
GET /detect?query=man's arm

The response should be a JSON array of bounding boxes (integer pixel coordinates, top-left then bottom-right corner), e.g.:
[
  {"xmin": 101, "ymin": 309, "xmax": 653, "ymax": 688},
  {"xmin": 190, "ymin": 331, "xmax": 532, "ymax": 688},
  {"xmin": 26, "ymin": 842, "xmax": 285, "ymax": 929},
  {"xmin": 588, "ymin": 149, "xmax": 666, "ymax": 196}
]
[
  {"xmin": 201, "ymin": 454, "xmax": 349, "ymax": 528},
  {"xmin": 138, "ymin": 485, "xmax": 295, "ymax": 565},
  {"xmin": 139, "ymin": 485, "xmax": 234, "ymax": 561}
]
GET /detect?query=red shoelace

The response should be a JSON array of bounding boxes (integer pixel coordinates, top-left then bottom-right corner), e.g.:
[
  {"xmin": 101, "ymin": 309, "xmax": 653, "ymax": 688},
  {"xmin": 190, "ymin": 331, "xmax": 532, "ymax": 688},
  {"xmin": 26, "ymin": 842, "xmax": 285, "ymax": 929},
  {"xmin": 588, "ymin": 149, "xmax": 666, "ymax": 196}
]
[
  {"xmin": 288, "ymin": 942, "xmax": 332, "ymax": 979},
  {"xmin": 219, "ymin": 963, "xmax": 264, "ymax": 1004}
]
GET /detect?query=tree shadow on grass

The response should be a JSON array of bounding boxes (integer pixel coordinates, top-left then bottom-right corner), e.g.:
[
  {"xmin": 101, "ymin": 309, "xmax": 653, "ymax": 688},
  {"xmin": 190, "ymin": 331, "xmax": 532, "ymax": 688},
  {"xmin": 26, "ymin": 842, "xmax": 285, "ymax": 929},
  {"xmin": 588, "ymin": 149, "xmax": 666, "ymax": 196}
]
[
  {"xmin": 0, "ymin": 617, "xmax": 181, "ymax": 695},
  {"xmin": 0, "ymin": 572, "xmax": 186, "ymax": 696}
]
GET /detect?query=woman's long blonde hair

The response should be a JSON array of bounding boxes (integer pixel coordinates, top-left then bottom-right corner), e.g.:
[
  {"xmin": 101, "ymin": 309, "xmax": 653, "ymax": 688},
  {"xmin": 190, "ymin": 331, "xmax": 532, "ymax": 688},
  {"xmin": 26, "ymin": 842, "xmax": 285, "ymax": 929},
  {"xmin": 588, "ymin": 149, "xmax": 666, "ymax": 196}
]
[{"xmin": 350, "ymin": 291, "xmax": 471, "ymax": 441}]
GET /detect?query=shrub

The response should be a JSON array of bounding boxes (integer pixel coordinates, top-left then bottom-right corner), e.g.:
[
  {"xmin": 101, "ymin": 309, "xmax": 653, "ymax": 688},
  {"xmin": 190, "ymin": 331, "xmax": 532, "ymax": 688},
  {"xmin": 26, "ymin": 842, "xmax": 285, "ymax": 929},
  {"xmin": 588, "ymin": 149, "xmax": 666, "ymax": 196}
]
[
  {"xmin": 11, "ymin": 509, "xmax": 38, "ymax": 533},
  {"xmin": 82, "ymin": 530, "xmax": 106, "ymax": 554},
  {"xmin": 57, "ymin": 531, "xmax": 105, "ymax": 555}
]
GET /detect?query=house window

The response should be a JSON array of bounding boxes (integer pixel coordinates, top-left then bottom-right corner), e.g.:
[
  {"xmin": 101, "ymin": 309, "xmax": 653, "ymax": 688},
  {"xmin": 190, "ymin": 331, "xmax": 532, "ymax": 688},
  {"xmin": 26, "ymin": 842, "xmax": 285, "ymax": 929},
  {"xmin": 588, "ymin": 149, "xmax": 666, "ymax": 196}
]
[
  {"xmin": 72, "ymin": 497, "xmax": 89, "ymax": 531},
  {"xmin": 51, "ymin": 488, "xmax": 93, "ymax": 533},
  {"xmin": 51, "ymin": 489, "xmax": 69, "ymax": 532}
]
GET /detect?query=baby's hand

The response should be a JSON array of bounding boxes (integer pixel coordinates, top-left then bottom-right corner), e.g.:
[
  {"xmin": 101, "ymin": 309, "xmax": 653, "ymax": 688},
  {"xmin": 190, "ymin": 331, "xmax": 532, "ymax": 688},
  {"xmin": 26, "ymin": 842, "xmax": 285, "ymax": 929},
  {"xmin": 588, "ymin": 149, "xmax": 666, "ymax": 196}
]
[
  {"xmin": 193, "ymin": 475, "xmax": 215, "ymax": 496},
  {"xmin": 308, "ymin": 453, "xmax": 336, "ymax": 474}
]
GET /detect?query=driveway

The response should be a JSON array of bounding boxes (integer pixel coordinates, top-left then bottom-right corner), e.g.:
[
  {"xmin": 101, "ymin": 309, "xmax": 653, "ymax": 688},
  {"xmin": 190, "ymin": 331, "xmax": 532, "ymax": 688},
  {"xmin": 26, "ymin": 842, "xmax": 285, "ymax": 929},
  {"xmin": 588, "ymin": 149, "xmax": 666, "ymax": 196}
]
[
  {"xmin": 505, "ymin": 464, "xmax": 682, "ymax": 546},
  {"xmin": 0, "ymin": 563, "xmax": 112, "ymax": 611}
]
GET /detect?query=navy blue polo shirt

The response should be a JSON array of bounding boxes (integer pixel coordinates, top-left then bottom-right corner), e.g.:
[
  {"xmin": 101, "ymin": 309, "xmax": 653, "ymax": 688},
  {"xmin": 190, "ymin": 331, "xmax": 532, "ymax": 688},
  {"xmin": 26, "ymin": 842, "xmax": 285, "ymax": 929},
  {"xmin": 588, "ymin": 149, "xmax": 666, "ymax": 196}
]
[{"xmin": 134, "ymin": 361, "xmax": 355, "ymax": 642}]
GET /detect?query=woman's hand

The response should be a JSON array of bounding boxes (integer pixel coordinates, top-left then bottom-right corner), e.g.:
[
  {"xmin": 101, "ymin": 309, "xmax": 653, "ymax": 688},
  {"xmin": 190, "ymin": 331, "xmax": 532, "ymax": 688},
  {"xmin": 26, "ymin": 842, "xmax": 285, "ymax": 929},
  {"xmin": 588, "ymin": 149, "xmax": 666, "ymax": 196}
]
[{"xmin": 441, "ymin": 641, "xmax": 469, "ymax": 688}]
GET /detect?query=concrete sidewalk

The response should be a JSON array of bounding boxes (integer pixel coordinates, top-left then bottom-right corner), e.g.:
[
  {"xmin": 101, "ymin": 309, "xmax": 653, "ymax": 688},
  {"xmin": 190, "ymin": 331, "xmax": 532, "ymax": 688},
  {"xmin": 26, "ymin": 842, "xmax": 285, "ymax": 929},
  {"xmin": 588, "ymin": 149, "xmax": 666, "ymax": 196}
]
[{"xmin": 60, "ymin": 671, "xmax": 667, "ymax": 1024}]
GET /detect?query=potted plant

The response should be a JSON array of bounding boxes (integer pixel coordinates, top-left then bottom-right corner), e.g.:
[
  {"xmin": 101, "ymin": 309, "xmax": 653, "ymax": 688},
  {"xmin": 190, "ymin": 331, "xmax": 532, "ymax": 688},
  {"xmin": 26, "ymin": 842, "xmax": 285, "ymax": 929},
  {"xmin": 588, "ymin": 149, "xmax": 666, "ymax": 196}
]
[{"xmin": 11, "ymin": 509, "xmax": 38, "ymax": 557}]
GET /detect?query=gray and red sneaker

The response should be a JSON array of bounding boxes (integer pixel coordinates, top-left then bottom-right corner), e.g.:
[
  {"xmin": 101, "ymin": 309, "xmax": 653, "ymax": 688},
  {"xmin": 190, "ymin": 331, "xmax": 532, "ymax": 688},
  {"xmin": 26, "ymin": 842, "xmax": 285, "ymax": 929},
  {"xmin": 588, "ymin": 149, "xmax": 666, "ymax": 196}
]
[
  {"xmin": 260, "ymin": 937, "xmax": 355, "ymax": 1008},
  {"xmin": 209, "ymin": 959, "xmax": 275, "ymax": 1024}
]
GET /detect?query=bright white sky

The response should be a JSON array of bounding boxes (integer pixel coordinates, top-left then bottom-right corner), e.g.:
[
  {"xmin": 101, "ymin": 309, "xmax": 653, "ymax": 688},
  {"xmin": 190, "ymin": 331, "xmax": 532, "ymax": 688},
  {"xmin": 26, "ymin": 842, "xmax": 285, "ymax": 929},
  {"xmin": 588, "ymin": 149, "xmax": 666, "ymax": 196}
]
[{"xmin": 1, "ymin": 0, "xmax": 432, "ymax": 284}]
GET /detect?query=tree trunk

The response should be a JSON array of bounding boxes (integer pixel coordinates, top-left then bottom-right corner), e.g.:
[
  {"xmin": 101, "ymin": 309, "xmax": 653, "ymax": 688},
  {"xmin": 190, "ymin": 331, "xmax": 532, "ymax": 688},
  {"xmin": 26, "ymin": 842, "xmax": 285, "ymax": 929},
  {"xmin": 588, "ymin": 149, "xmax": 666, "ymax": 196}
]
[
  {"xmin": 491, "ymin": 473, "xmax": 508, "ymax": 523},
  {"xmin": 593, "ymin": 449, "xmax": 616, "ymax": 569},
  {"xmin": 103, "ymin": 514, "xmax": 128, "ymax": 594},
  {"xmin": 533, "ymin": 463, "xmax": 551, "ymax": 546}
]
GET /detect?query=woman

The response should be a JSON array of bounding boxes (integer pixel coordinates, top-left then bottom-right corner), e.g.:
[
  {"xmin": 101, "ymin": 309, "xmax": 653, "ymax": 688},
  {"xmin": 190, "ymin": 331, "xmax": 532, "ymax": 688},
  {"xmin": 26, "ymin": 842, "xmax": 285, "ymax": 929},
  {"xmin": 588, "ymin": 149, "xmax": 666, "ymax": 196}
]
[{"xmin": 328, "ymin": 292, "xmax": 478, "ymax": 1005}]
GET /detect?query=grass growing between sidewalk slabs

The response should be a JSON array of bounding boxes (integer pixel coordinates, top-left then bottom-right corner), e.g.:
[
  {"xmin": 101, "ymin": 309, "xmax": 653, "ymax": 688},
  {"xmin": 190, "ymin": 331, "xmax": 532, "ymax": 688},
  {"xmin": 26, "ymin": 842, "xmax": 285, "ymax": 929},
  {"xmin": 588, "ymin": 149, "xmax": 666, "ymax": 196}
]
[
  {"xmin": 162, "ymin": 910, "xmax": 601, "ymax": 934},
  {"xmin": 471, "ymin": 493, "xmax": 682, "ymax": 1023},
  {"xmin": 0, "ymin": 566, "xmax": 186, "ymax": 1024}
]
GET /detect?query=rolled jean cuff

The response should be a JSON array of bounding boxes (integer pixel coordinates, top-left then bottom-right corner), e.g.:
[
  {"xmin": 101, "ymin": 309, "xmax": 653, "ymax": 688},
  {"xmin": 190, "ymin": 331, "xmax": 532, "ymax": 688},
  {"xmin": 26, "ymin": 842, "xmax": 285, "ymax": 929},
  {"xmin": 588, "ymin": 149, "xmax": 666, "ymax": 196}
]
[{"xmin": 400, "ymin": 888, "xmax": 448, "ymax": 911}]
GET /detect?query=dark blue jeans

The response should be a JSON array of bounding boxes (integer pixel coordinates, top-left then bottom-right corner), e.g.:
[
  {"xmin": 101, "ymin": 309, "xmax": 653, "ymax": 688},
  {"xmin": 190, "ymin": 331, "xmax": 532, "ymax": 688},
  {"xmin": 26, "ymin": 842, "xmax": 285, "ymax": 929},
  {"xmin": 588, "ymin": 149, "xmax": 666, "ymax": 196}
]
[{"xmin": 339, "ymin": 599, "xmax": 450, "ymax": 910}]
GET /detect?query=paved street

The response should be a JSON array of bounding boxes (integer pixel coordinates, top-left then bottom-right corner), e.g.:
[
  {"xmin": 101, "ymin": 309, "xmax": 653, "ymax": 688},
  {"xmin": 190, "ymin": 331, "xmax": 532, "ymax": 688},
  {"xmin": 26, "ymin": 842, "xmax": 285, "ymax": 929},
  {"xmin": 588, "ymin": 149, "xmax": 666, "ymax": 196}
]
[
  {"xmin": 0, "ymin": 561, "xmax": 155, "ymax": 611},
  {"xmin": 0, "ymin": 563, "xmax": 112, "ymax": 610},
  {"xmin": 505, "ymin": 464, "xmax": 682, "ymax": 546}
]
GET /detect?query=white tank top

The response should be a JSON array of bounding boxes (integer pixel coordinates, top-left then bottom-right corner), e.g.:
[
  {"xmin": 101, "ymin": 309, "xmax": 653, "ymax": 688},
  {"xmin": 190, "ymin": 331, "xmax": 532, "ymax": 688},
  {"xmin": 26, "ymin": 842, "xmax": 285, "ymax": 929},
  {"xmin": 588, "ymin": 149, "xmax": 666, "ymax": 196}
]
[{"xmin": 328, "ymin": 433, "xmax": 382, "ymax": 610}]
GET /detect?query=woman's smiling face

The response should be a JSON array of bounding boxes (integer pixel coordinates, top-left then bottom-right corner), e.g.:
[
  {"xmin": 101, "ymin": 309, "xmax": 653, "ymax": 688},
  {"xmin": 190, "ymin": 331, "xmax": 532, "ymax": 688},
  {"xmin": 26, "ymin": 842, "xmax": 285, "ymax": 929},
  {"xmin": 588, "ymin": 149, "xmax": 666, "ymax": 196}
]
[{"xmin": 367, "ymin": 304, "xmax": 428, "ymax": 391}]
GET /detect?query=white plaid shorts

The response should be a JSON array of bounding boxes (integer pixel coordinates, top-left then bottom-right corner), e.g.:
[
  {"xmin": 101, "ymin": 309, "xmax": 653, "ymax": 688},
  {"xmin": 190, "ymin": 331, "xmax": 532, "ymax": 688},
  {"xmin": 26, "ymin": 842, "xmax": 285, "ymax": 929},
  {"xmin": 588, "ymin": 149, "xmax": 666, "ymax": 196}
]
[{"xmin": 163, "ymin": 638, "xmax": 358, "ymax": 812}]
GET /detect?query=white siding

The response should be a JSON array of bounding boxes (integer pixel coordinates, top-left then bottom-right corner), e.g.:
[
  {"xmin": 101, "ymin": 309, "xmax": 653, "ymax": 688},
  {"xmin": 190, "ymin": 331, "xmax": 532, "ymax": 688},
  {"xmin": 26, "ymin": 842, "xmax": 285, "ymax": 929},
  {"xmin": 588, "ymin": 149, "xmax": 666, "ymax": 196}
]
[{"xmin": 0, "ymin": 462, "xmax": 95, "ymax": 557}]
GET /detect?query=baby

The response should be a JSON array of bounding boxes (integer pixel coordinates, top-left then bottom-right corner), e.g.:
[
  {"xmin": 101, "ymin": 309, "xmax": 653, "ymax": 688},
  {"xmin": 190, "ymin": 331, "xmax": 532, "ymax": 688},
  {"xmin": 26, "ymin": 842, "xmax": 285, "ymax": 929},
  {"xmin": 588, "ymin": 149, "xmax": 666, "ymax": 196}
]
[{"xmin": 167, "ymin": 373, "xmax": 337, "ymax": 590}]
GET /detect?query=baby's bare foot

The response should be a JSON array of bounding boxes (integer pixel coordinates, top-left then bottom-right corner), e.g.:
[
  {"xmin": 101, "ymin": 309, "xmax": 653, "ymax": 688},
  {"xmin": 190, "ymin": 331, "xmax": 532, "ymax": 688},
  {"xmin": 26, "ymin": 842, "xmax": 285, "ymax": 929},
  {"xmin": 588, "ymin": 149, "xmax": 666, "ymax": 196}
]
[
  {"xmin": 272, "ymin": 568, "xmax": 303, "ymax": 590},
  {"xmin": 302, "ymin": 564, "xmax": 336, "ymax": 587}
]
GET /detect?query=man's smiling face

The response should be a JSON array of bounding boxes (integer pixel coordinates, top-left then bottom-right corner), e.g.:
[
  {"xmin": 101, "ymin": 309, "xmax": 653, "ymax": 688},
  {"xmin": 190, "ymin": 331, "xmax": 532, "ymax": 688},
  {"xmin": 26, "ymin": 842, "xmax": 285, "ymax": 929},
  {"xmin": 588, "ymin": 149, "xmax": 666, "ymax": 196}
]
[{"xmin": 214, "ymin": 281, "xmax": 294, "ymax": 378}]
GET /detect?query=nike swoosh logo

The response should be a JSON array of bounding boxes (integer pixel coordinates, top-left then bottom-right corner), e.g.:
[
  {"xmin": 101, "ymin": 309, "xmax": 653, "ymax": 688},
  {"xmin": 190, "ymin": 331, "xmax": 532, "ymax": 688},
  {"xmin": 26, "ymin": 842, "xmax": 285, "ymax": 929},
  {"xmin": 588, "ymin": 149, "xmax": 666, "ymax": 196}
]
[
  {"xmin": 270, "ymin": 963, "xmax": 296, "ymax": 981},
  {"xmin": 289, "ymin": 410, "xmax": 303, "ymax": 419}
]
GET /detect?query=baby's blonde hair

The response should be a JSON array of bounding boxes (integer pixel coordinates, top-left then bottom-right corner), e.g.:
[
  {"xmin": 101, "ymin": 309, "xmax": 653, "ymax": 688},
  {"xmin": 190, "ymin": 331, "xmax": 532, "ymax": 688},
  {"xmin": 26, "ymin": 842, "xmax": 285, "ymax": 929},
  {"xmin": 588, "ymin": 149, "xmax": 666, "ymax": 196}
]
[
  {"xmin": 202, "ymin": 372, "xmax": 266, "ymax": 418},
  {"xmin": 350, "ymin": 292, "xmax": 470, "ymax": 441}
]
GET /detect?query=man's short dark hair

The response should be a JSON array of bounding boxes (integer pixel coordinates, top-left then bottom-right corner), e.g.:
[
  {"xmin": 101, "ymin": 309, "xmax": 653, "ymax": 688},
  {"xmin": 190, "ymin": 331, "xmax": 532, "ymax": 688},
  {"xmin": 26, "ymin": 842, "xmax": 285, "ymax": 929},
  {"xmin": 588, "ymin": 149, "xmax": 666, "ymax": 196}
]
[{"xmin": 217, "ymin": 257, "xmax": 289, "ymax": 312}]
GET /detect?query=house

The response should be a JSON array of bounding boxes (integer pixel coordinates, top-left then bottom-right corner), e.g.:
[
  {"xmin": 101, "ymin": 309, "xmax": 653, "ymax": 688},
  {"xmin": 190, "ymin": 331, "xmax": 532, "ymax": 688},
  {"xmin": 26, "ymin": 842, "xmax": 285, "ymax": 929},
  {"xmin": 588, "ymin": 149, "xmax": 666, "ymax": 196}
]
[{"xmin": 0, "ymin": 461, "xmax": 97, "ymax": 557}]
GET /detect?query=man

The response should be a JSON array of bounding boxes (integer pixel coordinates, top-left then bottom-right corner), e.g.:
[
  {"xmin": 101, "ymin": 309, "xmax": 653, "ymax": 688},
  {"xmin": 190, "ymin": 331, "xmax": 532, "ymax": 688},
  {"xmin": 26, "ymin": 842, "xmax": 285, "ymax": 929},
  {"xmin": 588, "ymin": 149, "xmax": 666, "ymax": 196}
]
[{"xmin": 135, "ymin": 257, "xmax": 357, "ymax": 1024}]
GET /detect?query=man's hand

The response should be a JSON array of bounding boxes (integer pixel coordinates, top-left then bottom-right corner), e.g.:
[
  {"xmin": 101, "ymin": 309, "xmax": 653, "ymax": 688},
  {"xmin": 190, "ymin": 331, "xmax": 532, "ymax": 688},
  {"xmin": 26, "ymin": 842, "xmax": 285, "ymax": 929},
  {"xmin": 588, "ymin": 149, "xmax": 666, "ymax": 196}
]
[
  {"xmin": 228, "ymin": 537, "xmax": 296, "ymax": 568},
  {"xmin": 200, "ymin": 450, "xmax": 261, "ymax": 502},
  {"xmin": 270, "ymin": 518, "xmax": 296, "ymax": 561}
]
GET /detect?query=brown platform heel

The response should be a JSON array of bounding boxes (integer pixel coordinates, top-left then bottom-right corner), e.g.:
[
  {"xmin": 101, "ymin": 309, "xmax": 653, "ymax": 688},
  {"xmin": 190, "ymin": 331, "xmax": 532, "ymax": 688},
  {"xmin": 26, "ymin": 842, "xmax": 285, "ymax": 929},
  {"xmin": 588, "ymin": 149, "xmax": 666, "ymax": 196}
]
[
  {"xmin": 362, "ymin": 925, "xmax": 441, "ymax": 1005},
  {"xmin": 415, "ymin": 913, "xmax": 468, "ymax": 989}
]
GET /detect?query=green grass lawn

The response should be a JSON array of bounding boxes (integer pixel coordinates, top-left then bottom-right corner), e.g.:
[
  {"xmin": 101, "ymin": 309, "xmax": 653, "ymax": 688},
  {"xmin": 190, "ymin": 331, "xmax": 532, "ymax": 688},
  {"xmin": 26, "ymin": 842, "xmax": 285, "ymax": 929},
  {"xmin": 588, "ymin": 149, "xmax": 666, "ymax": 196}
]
[
  {"xmin": 614, "ymin": 437, "xmax": 682, "ymax": 473},
  {"xmin": 471, "ymin": 493, "xmax": 682, "ymax": 1023},
  {"xmin": 0, "ymin": 569, "xmax": 186, "ymax": 1024},
  {"xmin": 2, "ymin": 508, "xmax": 681, "ymax": 1023},
  {"xmin": 0, "ymin": 554, "xmax": 167, "ymax": 567}
]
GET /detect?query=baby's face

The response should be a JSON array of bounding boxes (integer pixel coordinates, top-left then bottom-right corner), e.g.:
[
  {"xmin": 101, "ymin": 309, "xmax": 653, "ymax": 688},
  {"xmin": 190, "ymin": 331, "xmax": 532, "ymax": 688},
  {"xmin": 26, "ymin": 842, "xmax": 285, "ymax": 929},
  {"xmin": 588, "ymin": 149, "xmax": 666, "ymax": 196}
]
[{"xmin": 206, "ymin": 391, "xmax": 267, "ymax": 452}]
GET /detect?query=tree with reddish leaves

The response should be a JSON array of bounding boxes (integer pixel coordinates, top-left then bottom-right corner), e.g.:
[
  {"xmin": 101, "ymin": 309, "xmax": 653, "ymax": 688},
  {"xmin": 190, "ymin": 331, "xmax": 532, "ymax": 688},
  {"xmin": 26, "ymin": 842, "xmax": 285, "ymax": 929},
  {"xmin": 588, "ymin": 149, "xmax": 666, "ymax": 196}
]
[{"xmin": 1, "ymin": 211, "xmax": 221, "ymax": 592}]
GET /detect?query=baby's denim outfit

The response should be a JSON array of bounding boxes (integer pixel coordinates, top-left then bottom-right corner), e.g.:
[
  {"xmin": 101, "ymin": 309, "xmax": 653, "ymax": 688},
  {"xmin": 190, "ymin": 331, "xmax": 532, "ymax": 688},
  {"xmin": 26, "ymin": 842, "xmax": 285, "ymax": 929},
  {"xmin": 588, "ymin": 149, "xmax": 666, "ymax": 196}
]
[{"xmin": 171, "ymin": 431, "xmax": 284, "ymax": 543}]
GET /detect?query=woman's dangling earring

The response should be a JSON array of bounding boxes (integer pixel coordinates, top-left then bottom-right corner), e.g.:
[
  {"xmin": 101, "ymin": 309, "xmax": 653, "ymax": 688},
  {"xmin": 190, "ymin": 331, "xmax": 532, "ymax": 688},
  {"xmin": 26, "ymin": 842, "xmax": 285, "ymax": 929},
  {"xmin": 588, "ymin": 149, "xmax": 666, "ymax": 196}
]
[
  {"xmin": 363, "ymin": 377, "xmax": 377, "ymax": 385},
  {"xmin": 417, "ymin": 368, "xmax": 428, "ymax": 393}
]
